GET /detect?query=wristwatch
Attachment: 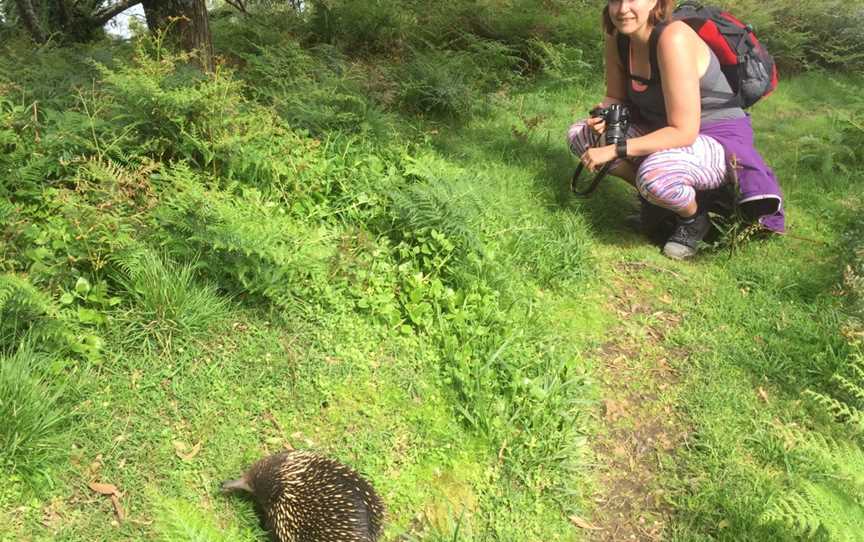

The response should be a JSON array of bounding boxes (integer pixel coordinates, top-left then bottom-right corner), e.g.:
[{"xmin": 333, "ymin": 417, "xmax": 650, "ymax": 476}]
[{"xmin": 615, "ymin": 140, "xmax": 628, "ymax": 159}]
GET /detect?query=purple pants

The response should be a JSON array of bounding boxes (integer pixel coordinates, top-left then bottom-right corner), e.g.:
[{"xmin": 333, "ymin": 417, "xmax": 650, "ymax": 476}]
[{"xmin": 567, "ymin": 121, "xmax": 728, "ymax": 212}]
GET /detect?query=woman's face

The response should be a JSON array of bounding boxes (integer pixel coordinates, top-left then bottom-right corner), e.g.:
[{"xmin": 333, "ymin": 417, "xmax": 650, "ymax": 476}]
[{"xmin": 607, "ymin": 0, "xmax": 658, "ymax": 35}]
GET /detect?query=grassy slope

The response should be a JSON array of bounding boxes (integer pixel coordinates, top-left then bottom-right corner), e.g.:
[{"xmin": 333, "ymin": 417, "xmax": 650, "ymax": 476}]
[
  {"xmin": 0, "ymin": 57, "xmax": 607, "ymax": 541},
  {"xmin": 1, "ymin": 57, "xmax": 862, "ymax": 542}
]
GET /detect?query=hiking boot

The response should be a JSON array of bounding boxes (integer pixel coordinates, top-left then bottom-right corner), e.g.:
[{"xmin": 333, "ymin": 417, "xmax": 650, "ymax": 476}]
[
  {"xmin": 625, "ymin": 197, "xmax": 677, "ymax": 240},
  {"xmin": 663, "ymin": 213, "xmax": 711, "ymax": 260}
]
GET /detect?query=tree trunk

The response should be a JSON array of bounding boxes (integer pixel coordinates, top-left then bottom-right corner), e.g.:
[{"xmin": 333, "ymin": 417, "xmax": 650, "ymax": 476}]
[
  {"xmin": 182, "ymin": 0, "xmax": 213, "ymax": 72},
  {"xmin": 141, "ymin": 0, "xmax": 172, "ymax": 35},
  {"xmin": 141, "ymin": 0, "xmax": 214, "ymax": 72},
  {"xmin": 14, "ymin": 0, "xmax": 47, "ymax": 43}
]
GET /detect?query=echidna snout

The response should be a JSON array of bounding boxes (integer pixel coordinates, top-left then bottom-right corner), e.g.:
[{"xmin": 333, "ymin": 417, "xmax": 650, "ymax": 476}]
[
  {"xmin": 221, "ymin": 477, "xmax": 252, "ymax": 494},
  {"xmin": 225, "ymin": 450, "xmax": 385, "ymax": 542}
]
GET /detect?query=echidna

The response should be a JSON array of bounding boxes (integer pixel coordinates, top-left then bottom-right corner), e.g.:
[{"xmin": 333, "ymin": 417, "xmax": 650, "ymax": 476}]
[{"xmin": 222, "ymin": 450, "xmax": 385, "ymax": 542}]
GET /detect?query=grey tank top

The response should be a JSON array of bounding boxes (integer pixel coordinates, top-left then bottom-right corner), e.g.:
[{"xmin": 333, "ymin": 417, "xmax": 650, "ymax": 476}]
[{"xmin": 618, "ymin": 27, "xmax": 746, "ymax": 130}]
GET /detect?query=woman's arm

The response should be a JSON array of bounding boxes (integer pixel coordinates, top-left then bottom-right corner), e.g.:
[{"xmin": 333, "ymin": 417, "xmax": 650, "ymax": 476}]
[{"xmin": 625, "ymin": 22, "xmax": 702, "ymax": 156}]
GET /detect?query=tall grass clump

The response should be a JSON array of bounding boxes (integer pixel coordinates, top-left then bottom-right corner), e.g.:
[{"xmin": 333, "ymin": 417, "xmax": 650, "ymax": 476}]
[
  {"xmin": 0, "ymin": 346, "xmax": 69, "ymax": 485},
  {"xmin": 381, "ymin": 152, "xmax": 590, "ymax": 505},
  {"xmin": 111, "ymin": 247, "xmax": 231, "ymax": 352},
  {"xmin": 507, "ymin": 211, "xmax": 593, "ymax": 290},
  {"xmin": 802, "ymin": 231, "xmax": 864, "ymax": 440},
  {"xmin": 705, "ymin": 216, "xmax": 864, "ymax": 539}
]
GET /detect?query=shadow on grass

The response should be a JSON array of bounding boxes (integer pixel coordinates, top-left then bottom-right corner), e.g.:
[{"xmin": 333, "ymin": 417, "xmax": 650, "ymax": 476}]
[{"xmin": 432, "ymin": 120, "xmax": 651, "ymax": 249}]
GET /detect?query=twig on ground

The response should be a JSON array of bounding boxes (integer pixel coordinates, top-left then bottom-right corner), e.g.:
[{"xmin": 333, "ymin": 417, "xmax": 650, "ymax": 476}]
[{"xmin": 617, "ymin": 261, "xmax": 683, "ymax": 279}]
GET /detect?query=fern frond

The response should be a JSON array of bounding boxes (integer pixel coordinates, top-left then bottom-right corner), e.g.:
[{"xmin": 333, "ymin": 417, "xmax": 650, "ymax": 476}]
[
  {"xmin": 0, "ymin": 198, "xmax": 14, "ymax": 223},
  {"xmin": 805, "ymin": 389, "xmax": 861, "ymax": 427},
  {"xmin": 152, "ymin": 495, "xmax": 252, "ymax": 542},
  {"xmin": 155, "ymin": 166, "xmax": 334, "ymax": 311},
  {"xmin": 109, "ymin": 243, "xmax": 155, "ymax": 285},
  {"xmin": 0, "ymin": 273, "xmax": 69, "ymax": 359},
  {"xmin": 806, "ymin": 350, "xmax": 864, "ymax": 433},
  {"xmin": 389, "ymin": 170, "xmax": 484, "ymax": 255},
  {"xmin": 833, "ymin": 373, "xmax": 864, "ymax": 406},
  {"xmin": 0, "ymin": 273, "xmax": 57, "ymax": 319},
  {"xmin": 761, "ymin": 483, "xmax": 824, "ymax": 538}
]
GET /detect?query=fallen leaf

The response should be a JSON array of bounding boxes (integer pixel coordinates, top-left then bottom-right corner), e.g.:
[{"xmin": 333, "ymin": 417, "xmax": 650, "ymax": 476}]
[
  {"xmin": 757, "ymin": 387, "xmax": 769, "ymax": 403},
  {"xmin": 110, "ymin": 494, "xmax": 125, "ymax": 522},
  {"xmin": 173, "ymin": 440, "xmax": 202, "ymax": 462},
  {"xmin": 41, "ymin": 498, "xmax": 64, "ymax": 529},
  {"xmin": 604, "ymin": 399, "xmax": 625, "ymax": 422},
  {"xmin": 569, "ymin": 515, "xmax": 602, "ymax": 530},
  {"xmin": 89, "ymin": 481, "xmax": 124, "ymax": 523},
  {"xmin": 88, "ymin": 482, "xmax": 118, "ymax": 496}
]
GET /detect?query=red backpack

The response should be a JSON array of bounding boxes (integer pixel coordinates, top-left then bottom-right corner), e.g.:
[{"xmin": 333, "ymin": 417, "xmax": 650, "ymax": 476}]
[
  {"xmin": 616, "ymin": 1, "xmax": 778, "ymax": 109},
  {"xmin": 673, "ymin": 1, "xmax": 778, "ymax": 108}
]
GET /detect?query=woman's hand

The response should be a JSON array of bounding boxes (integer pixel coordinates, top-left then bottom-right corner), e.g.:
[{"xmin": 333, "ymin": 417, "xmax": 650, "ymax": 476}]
[
  {"xmin": 580, "ymin": 144, "xmax": 617, "ymax": 172},
  {"xmin": 587, "ymin": 102, "xmax": 606, "ymax": 135}
]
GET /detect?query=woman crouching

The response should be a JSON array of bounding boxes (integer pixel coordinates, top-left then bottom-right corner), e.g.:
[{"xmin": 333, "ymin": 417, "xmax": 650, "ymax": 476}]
[{"xmin": 568, "ymin": 0, "xmax": 784, "ymax": 259}]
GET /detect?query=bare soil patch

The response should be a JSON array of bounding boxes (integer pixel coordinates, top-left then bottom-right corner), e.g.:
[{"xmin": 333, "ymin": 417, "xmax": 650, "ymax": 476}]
[{"xmin": 585, "ymin": 273, "xmax": 691, "ymax": 541}]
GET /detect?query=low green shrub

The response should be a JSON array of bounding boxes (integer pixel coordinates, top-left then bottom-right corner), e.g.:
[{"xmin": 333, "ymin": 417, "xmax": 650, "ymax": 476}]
[
  {"xmin": 721, "ymin": 0, "xmax": 864, "ymax": 73},
  {"xmin": 307, "ymin": 0, "xmax": 413, "ymax": 55},
  {"xmin": 398, "ymin": 48, "xmax": 478, "ymax": 116},
  {"xmin": 525, "ymin": 39, "xmax": 593, "ymax": 84},
  {"xmin": 155, "ymin": 165, "xmax": 337, "ymax": 314},
  {"xmin": 235, "ymin": 41, "xmax": 389, "ymax": 135}
]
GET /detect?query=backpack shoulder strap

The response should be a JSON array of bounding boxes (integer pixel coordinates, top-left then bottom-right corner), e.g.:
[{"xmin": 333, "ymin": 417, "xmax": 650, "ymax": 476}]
[
  {"xmin": 647, "ymin": 22, "xmax": 669, "ymax": 84},
  {"xmin": 615, "ymin": 31, "xmax": 630, "ymax": 78}
]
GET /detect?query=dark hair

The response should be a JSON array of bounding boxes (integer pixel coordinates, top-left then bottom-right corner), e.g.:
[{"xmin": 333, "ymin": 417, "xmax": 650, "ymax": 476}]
[{"xmin": 602, "ymin": 0, "xmax": 675, "ymax": 35}]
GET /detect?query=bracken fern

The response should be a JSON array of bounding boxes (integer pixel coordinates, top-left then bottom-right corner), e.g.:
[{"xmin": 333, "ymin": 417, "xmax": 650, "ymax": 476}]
[
  {"xmin": 155, "ymin": 165, "xmax": 335, "ymax": 313},
  {"xmin": 151, "ymin": 494, "xmax": 255, "ymax": 542},
  {"xmin": 391, "ymin": 154, "xmax": 485, "ymax": 255},
  {"xmin": 0, "ymin": 273, "xmax": 62, "ymax": 353}
]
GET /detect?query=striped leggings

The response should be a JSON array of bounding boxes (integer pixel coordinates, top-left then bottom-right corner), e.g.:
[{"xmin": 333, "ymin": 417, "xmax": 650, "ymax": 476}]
[{"xmin": 567, "ymin": 120, "xmax": 728, "ymax": 212}]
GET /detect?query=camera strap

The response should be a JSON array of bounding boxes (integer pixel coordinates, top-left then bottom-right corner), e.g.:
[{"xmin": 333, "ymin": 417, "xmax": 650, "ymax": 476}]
[{"xmin": 571, "ymin": 131, "xmax": 614, "ymax": 197}]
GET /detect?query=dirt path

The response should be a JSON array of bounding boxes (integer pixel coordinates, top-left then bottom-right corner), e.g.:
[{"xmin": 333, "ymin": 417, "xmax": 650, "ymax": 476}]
[{"xmin": 585, "ymin": 266, "xmax": 691, "ymax": 541}]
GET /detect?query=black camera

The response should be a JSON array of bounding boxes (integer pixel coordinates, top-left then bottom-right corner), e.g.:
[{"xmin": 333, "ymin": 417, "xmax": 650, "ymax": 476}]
[
  {"xmin": 571, "ymin": 103, "xmax": 631, "ymax": 196},
  {"xmin": 590, "ymin": 103, "xmax": 630, "ymax": 146}
]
